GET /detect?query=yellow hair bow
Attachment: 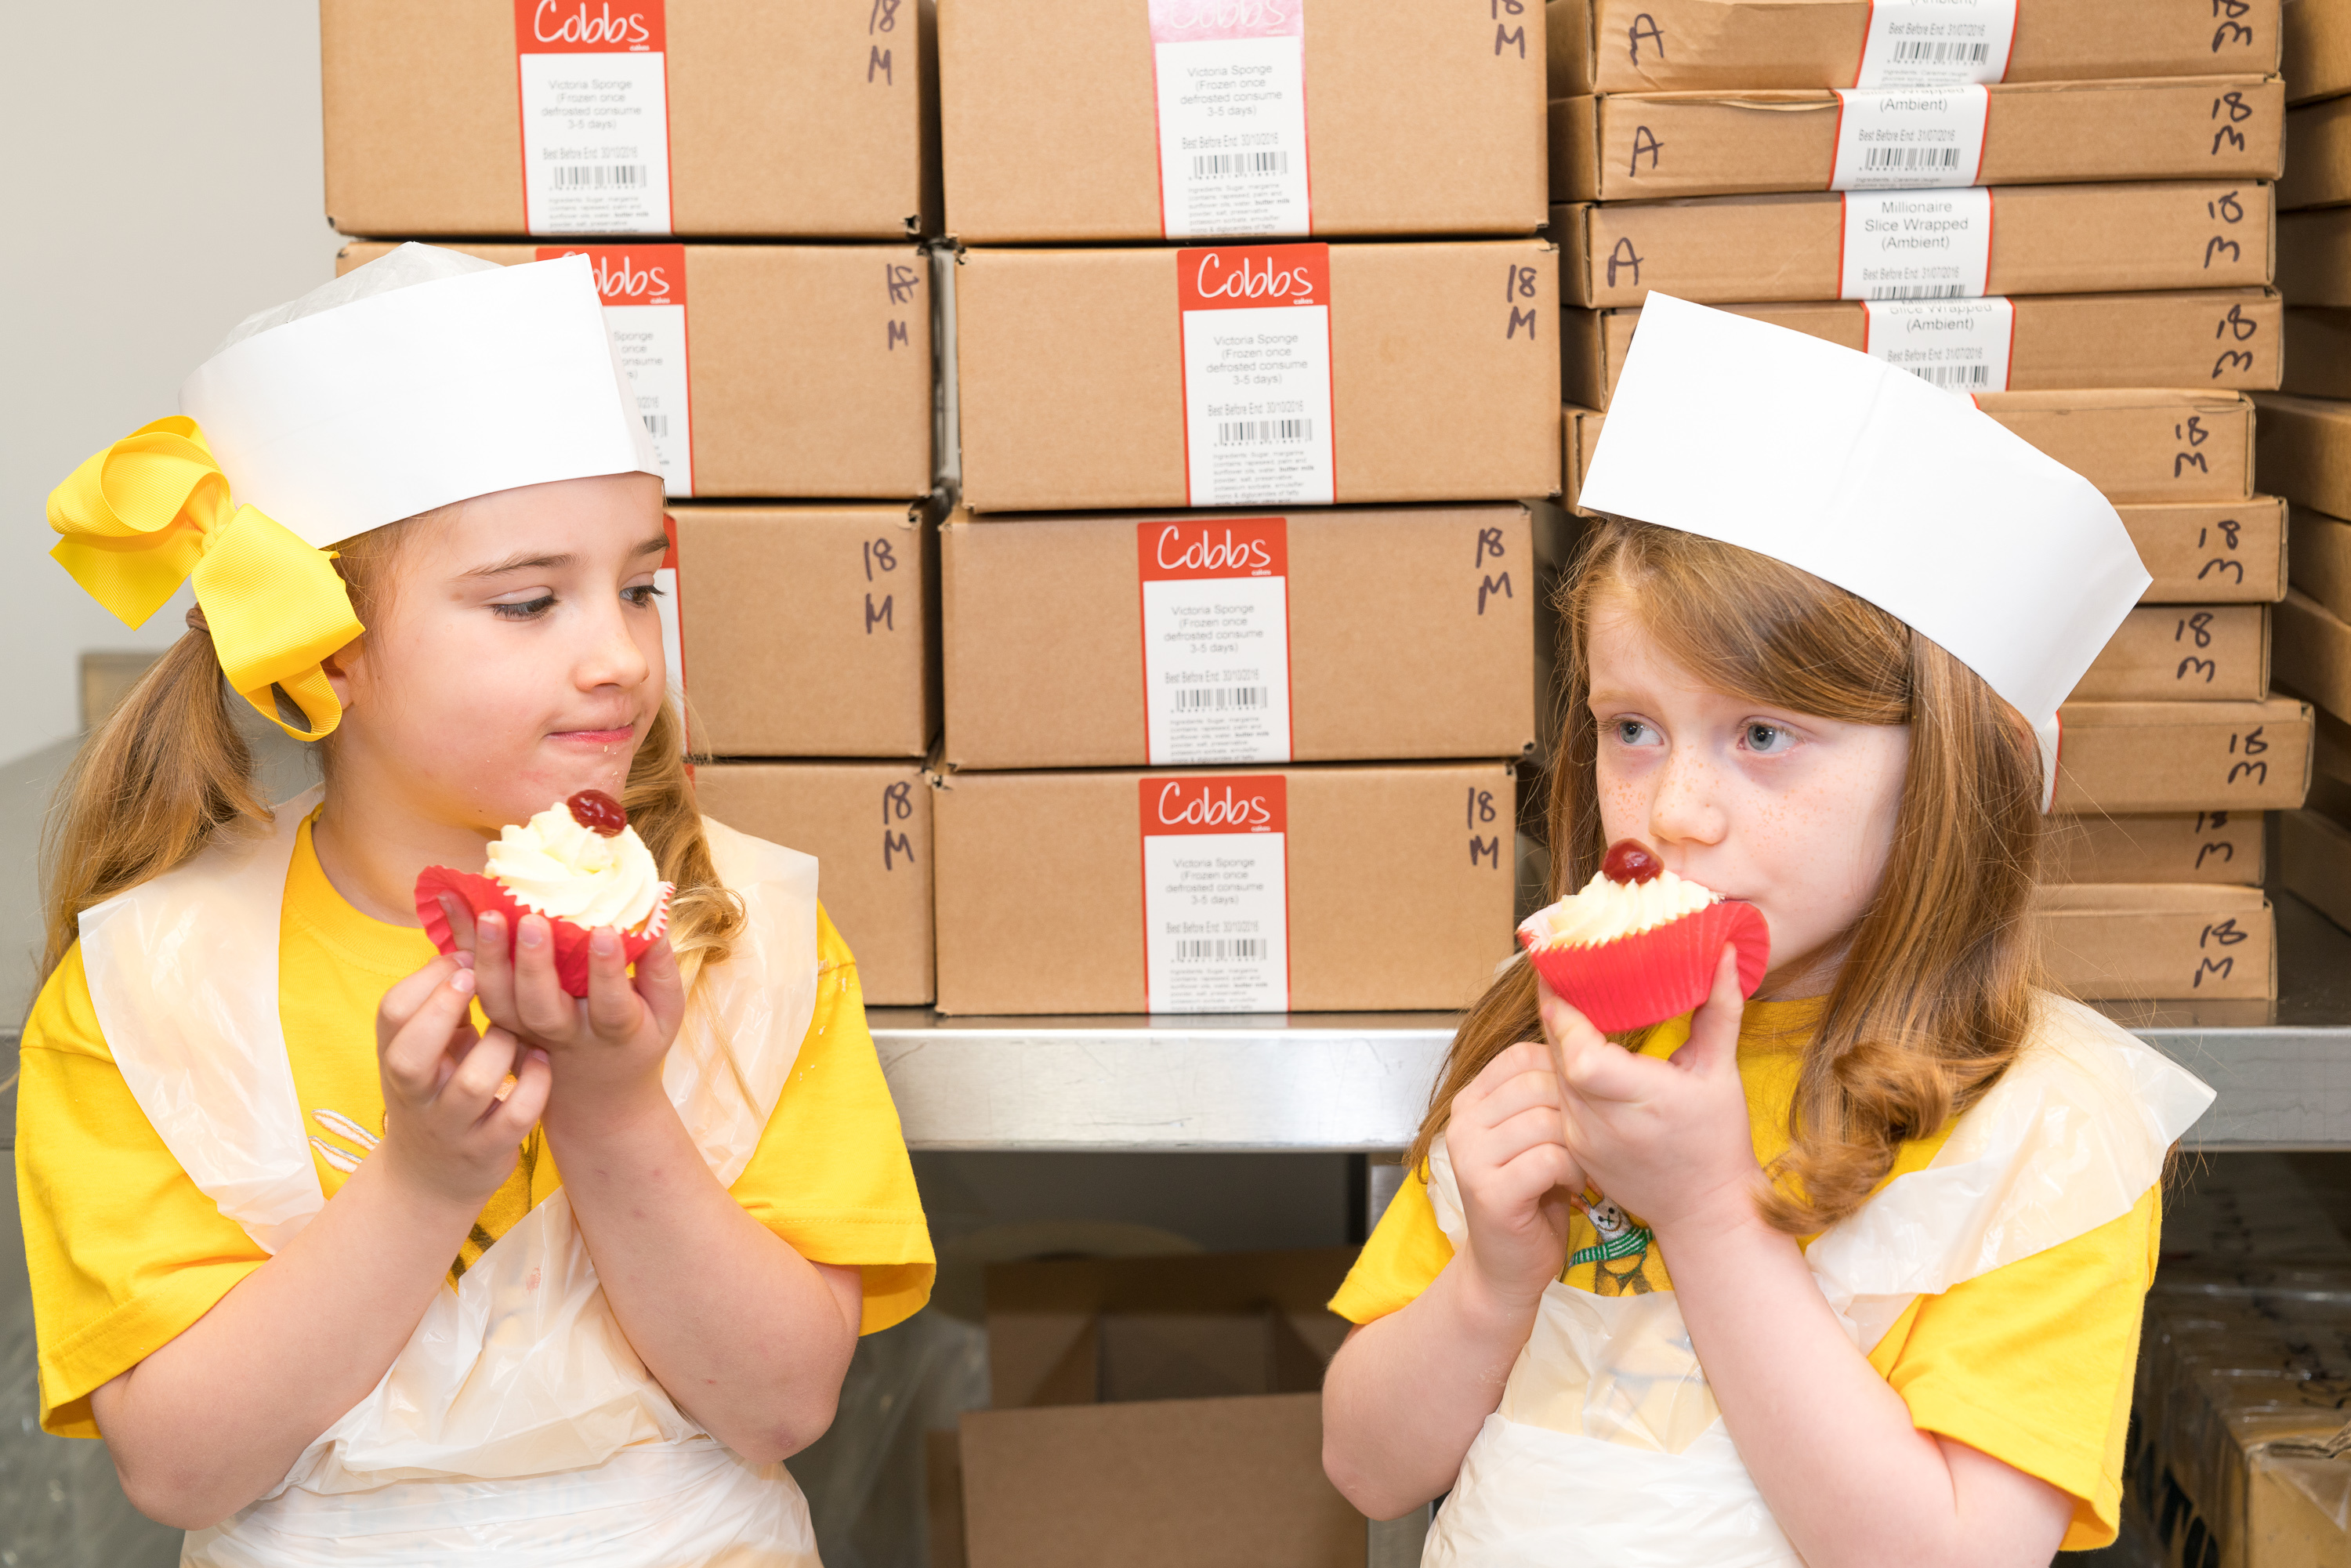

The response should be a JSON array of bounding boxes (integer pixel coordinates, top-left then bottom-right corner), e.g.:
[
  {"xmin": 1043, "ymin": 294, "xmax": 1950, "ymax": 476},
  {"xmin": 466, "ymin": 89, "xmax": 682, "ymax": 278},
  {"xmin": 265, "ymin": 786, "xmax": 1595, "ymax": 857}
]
[{"xmin": 48, "ymin": 416, "xmax": 363, "ymax": 742}]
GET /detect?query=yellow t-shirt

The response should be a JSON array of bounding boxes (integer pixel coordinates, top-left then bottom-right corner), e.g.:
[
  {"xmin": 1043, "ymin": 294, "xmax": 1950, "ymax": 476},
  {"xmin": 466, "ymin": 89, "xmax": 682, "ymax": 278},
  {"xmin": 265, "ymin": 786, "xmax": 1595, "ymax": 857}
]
[
  {"xmin": 1329, "ymin": 999, "xmax": 2159, "ymax": 1553},
  {"xmin": 16, "ymin": 817, "xmax": 934, "ymax": 1439}
]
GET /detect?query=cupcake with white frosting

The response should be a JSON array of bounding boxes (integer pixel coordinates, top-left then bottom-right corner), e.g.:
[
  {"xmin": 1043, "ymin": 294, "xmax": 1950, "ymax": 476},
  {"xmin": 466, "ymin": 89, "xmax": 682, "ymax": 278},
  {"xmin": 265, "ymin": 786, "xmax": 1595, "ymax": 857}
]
[{"xmin": 1517, "ymin": 838, "xmax": 1770, "ymax": 1031}]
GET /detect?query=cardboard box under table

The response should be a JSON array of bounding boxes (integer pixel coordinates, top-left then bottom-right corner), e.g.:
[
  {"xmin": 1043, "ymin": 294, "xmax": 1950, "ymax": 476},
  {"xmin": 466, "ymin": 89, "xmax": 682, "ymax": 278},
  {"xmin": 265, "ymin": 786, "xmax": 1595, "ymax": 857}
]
[
  {"xmin": 952, "ymin": 241, "xmax": 1562, "ymax": 514},
  {"xmin": 2034, "ymin": 884, "xmax": 2275, "ymax": 1001},
  {"xmin": 668, "ymin": 502, "xmax": 938, "ymax": 759},
  {"xmin": 690, "ymin": 762, "xmax": 935, "ymax": 1006},
  {"xmin": 1545, "ymin": 0, "xmax": 2280, "ymax": 95},
  {"xmin": 1556, "ymin": 183, "xmax": 2275, "ymax": 308},
  {"xmin": 940, "ymin": 505, "xmax": 1549, "ymax": 770},
  {"xmin": 930, "ymin": 762, "xmax": 1516, "ymax": 1015},
  {"xmin": 321, "ymin": 0, "xmax": 938, "ymax": 239},
  {"xmin": 951, "ymin": 1248, "xmax": 1364, "ymax": 1568},
  {"xmin": 1550, "ymin": 78, "xmax": 2284, "ymax": 204},
  {"xmin": 1563, "ymin": 291, "xmax": 2284, "ymax": 409},
  {"xmin": 2255, "ymin": 394, "xmax": 2351, "ymax": 520},
  {"xmin": 2044, "ymin": 813, "xmax": 2265, "ymax": 886},
  {"xmin": 1565, "ymin": 391, "xmax": 2260, "ymax": 513},
  {"xmin": 937, "ymin": 0, "xmax": 1545, "ymax": 244},
  {"xmin": 338, "ymin": 242, "xmax": 933, "ymax": 500}
]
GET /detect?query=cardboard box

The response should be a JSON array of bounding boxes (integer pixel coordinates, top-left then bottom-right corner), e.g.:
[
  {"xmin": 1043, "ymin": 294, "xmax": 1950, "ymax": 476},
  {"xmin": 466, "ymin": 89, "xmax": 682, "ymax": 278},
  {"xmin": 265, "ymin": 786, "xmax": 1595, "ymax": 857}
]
[
  {"xmin": 2280, "ymin": 808, "xmax": 2351, "ymax": 936},
  {"xmin": 1565, "ymin": 392, "xmax": 2259, "ymax": 512},
  {"xmin": 2126, "ymin": 498, "xmax": 2289, "ymax": 605},
  {"xmin": 2279, "ymin": 207, "xmax": 2351, "ymax": 304},
  {"xmin": 690, "ymin": 761, "xmax": 936, "ymax": 1004},
  {"xmin": 931, "ymin": 762, "xmax": 1517, "ymax": 1014},
  {"xmin": 2077, "ymin": 605, "xmax": 2269, "ymax": 703},
  {"xmin": 1552, "ymin": 78, "xmax": 2284, "ymax": 204},
  {"xmin": 2280, "ymin": 309, "xmax": 2351, "ymax": 398},
  {"xmin": 2291, "ymin": 505, "xmax": 2351, "ymax": 622},
  {"xmin": 954, "ymin": 242, "xmax": 1563, "ymax": 514},
  {"xmin": 2285, "ymin": 0, "xmax": 2351, "ymax": 104},
  {"xmin": 320, "ymin": 0, "xmax": 938, "ymax": 238},
  {"xmin": 1559, "ymin": 183, "xmax": 2276, "ymax": 309},
  {"xmin": 2055, "ymin": 698, "xmax": 2313, "ymax": 814},
  {"xmin": 938, "ymin": 0, "xmax": 1544, "ymax": 244},
  {"xmin": 1564, "ymin": 291, "xmax": 2284, "ymax": 409},
  {"xmin": 940, "ymin": 505, "xmax": 1550, "ymax": 770},
  {"xmin": 2276, "ymin": 588, "xmax": 2351, "ymax": 720},
  {"xmin": 959, "ymin": 1249, "xmax": 1364, "ymax": 1568},
  {"xmin": 2280, "ymin": 94, "xmax": 2351, "ymax": 210},
  {"xmin": 669, "ymin": 502, "xmax": 939, "ymax": 758},
  {"xmin": 2034, "ymin": 884, "xmax": 2274, "ymax": 1000},
  {"xmin": 337, "ymin": 242, "xmax": 933, "ymax": 499},
  {"xmin": 2133, "ymin": 1352, "xmax": 2351, "ymax": 1568},
  {"xmin": 2254, "ymin": 393, "xmax": 2351, "ymax": 518},
  {"xmin": 1548, "ymin": 0, "xmax": 2281, "ymax": 95},
  {"xmin": 2045, "ymin": 813, "xmax": 2264, "ymax": 885}
]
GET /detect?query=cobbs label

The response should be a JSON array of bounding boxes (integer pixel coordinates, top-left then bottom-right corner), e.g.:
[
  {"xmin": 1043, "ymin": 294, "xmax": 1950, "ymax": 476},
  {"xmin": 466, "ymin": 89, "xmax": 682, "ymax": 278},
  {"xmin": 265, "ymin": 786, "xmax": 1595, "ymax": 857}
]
[
  {"xmin": 1148, "ymin": 0, "xmax": 1301, "ymax": 42},
  {"xmin": 1143, "ymin": 776, "xmax": 1286, "ymax": 836},
  {"xmin": 516, "ymin": 0, "xmax": 665, "ymax": 52},
  {"xmin": 1140, "ymin": 517, "xmax": 1287, "ymax": 581},
  {"xmin": 539, "ymin": 244, "xmax": 686, "ymax": 306},
  {"xmin": 1179, "ymin": 245, "xmax": 1328, "ymax": 312}
]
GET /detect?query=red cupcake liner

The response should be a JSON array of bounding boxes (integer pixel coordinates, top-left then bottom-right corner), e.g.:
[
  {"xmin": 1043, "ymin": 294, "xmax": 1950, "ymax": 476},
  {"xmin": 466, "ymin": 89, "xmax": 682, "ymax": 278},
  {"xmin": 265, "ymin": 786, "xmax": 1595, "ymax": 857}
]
[
  {"xmin": 1519, "ymin": 900, "xmax": 1771, "ymax": 1033},
  {"xmin": 415, "ymin": 866, "xmax": 673, "ymax": 998}
]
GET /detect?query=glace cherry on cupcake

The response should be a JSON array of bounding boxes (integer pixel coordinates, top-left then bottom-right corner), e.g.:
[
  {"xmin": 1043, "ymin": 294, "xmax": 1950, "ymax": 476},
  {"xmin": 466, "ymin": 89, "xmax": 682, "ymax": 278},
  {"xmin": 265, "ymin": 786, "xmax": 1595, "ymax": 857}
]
[
  {"xmin": 1517, "ymin": 838, "xmax": 1770, "ymax": 1032},
  {"xmin": 417, "ymin": 790, "xmax": 674, "ymax": 998}
]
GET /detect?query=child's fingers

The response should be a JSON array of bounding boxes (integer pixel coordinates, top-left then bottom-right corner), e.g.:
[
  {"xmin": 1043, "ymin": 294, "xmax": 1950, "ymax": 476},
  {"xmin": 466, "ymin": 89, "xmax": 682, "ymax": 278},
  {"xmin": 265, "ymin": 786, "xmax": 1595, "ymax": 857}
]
[
  {"xmin": 1496, "ymin": 1141, "xmax": 1582, "ymax": 1204},
  {"xmin": 1479, "ymin": 1102, "xmax": 1575, "ymax": 1170},
  {"xmin": 471, "ymin": 911, "xmax": 520, "ymax": 1031},
  {"xmin": 377, "ymin": 953, "xmax": 466, "ymax": 1041},
  {"xmin": 483, "ymin": 1046, "xmax": 553, "ymax": 1138},
  {"xmin": 1466, "ymin": 1067, "xmax": 1565, "ymax": 1133},
  {"xmin": 583, "ymin": 928, "xmax": 640, "ymax": 1038},
  {"xmin": 437, "ymin": 893, "xmax": 480, "ymax": 964},
  {"xmin": 1534, "ymin": 974, "xmax": 1607, "ymax": 1075},
  {"xmin": 1559, "ymin": 1033, "xmax": 1672, "ymax": 1106},
  {"xmin": 443, "ymin": 1025, "xmax": 522, "ymax": 1119},
  {"xmin": 1458, "ymin": 1040, "xmax": 1553, "ymax": 1110},
  {"xmin": 382, "ymin": 965, "xmax": 479, "ymax": 1102},
  {"xmin": 632, "ymin": 937, "xmax": 686, "ymax": 1040},
  {"xmin": 509, "ymin": 914, "xmax": 579, "ymax": 1041},
  {"xmin": 1675, "ymin": 946, "xmax": 1748, "ymax": 1077}
]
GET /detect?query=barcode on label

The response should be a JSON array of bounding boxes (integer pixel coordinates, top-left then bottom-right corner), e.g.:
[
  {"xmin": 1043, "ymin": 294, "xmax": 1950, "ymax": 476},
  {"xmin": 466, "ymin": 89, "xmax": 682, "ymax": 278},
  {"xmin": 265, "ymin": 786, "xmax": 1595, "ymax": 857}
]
[
  {"xmin": 1174, "ymin": 938, "xmax": 1266, "ymax": 962},
  {"xmin": 1904, "ymin": 363, "xmax": 1992, "ymax": 389},
  {"xmin": 1172, "ymin": 686, "xmax": 1270, "ymax": 712},
  {"xmin": 1861, "ymin": 146, "xmax": 1962, "ymax": 173},
  {"xmin": 1216, "ymin": 418, "xmax": 1313, "ymax": 446},
  {"xmin": 1889, "ymin": 40, "xmax": 1991, "ymax": 67},
  {"xmin": 1191, "ymin": 151, "xmax": 1290, "ymax": 179},
  {"xmin": 1871, "ymin": 284, "xmax": 1970, "ymax": 300},
  {"xmin": 551, "ymin": 164, "xmax": 650, "ymax": 190},
  {"xmin": 642, "ymin": 413, "xmax": 668, "ymax": 437}
]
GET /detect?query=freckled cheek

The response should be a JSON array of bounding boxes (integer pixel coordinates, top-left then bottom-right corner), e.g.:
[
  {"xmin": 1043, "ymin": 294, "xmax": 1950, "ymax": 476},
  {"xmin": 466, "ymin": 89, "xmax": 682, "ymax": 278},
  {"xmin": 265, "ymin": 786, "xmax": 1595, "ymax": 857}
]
[{"xmin": 1594, "ymin": 755, "xmax": 1651, "ymax": 840}]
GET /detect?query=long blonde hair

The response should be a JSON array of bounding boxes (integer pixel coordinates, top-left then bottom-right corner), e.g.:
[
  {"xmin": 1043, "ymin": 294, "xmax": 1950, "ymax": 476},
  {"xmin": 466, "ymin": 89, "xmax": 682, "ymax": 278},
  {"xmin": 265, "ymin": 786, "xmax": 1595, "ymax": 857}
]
[
  {"xmin": 40, "ymin": 512, "xmax": 741, "ymax": 987},
  {"xmin": 1411, "ymin": 520, "xmax": 2045, "ymax": 1234}
]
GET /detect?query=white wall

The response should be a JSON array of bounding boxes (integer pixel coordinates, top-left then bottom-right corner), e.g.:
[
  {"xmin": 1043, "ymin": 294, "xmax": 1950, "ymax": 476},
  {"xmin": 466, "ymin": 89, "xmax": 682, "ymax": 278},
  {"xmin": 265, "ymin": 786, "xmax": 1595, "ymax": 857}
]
[{"xmin": 4, "ymin": 2, "xmax": 342, "ymax": 769}]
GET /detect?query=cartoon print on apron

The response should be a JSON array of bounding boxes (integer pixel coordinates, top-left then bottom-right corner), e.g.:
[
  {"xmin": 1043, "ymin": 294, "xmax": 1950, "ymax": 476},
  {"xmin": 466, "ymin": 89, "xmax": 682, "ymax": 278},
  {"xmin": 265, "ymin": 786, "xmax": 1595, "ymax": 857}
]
[
  {"xmin": 76, "ymin": 789, "xmax": 827, "ymax": 1567},
  {"xmin": 1418, "ymin": 1000, "xmax": 2213, "ymax": 1568}
]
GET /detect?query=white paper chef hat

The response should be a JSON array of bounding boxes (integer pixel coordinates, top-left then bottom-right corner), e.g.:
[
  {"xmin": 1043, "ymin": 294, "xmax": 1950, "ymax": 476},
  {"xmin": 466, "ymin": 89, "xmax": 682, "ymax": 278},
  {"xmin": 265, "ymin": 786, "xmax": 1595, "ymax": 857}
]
[
  {"xmin": 1578, "ymin": 293, "xmax": 2149, "ymax": 812},
  {"xmin": 179, "ymin": 242, "xmax": 658, "ymax": 548}
]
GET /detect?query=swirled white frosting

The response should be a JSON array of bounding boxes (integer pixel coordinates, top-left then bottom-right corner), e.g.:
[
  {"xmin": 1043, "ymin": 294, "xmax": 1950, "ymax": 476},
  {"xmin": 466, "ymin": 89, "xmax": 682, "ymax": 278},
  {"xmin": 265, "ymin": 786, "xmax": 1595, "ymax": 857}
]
[
  {"xmin": 484, "ymin": 801, "xmax": 664, "ymax": 931},
  {"xmin": 1520, "ymin": 864, "xmax": 1717, "ymax": 950}
]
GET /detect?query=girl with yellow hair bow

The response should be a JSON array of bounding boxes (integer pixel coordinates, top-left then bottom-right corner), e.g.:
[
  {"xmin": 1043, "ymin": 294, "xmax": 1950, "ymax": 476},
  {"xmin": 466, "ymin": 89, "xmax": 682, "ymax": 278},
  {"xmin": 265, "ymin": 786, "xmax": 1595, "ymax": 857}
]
[{"xmin": 20, "ymin": 243, "xmax": 933, "ymax": 1566}]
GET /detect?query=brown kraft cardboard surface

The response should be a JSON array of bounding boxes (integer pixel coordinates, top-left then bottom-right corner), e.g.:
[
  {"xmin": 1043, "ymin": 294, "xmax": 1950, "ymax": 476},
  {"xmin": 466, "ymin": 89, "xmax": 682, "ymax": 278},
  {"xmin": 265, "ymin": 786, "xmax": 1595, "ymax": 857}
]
[
  {"xmin": 2290, "ymin": 505, "xmax": 2351, "ymax": 623},
  {"xmin": 954, "ymin": 241, "xmax": 1562, "ymax": 512},
  {"xmin": 2032, "ymin": 884, "xmax": 2274, "ymax": 1000},
  {"xmin": 1563, "ymin": 291, "xmax": 2284, "ymax": 409},
  {"xmin": 321, "ymin": 0, "xmax": 938, "ymax": 238},
  {"xmin": 338, "ymin": 242, "xmax": 933, "ymax": 499},
  {"xmin": 941, "ymin": 505, "xmax": 1548, "ymax": 770},
  {"xmin": 2121, "ymin": 498, "xmax": 2288, "ymax": 605},
  {"xmin": 2281, "ymin": 310, "xmax": 2351, "ymax": 398},
  {"xmin": 2054, "ymin": 698, "xmax": 2312, "ymax": 814},
  {"xmin": 2043, "ymin": 813, "xmax": 2264, "ymax": 886},
  {"xmin": 690, "ymin": 761, "xmax": 936, "ymax": 1005},
  {"xmin": 1547, "ymin": 0, "xmax": 2280, "ymax": 94},
  {"xmin": 670, "ymin": 502, "xmax": 938, "ymax": 759},
  {"xmin": 2279, "ymin": 207, "xmax": 2351, "ymax": 304},
  {"xmin": 1551, "ymin": 78, "xmax": 2284, "ymax": 203},
  {"xmin": 2075, "ymin": 605, "xmax": 2269, "ymax": 703},
  {"xmin": 931, "ymin": 762, "xmax": 1518, "ymax": 1014},
  {"xmin": 1565, "ymin": 393, "xmax": 2259, "ymax": 512},
  {"xmin": 2280, "ymin": 809, "xmax": 2351, "ymax": 936},
  {"xmin": 2253, "ymin": 393, "xmax": 2351, "ymax": 518},
  {"xmin": 1556, "ymin": 183, "xmax": 2275, "ymax": 307},
  {"xmin": 2279, "ymin": 95, "xmax": 2351, "ymax": 210},
  {"xmin": 2275, "ymin": 588, "xmax": 2351, "ymax": 722},
  {"xmin": 2285, "ymin": 0, "xmax": 2351, "ymax": 103},
  {"xmin": 939, "ymin": 0, "xmax": 1545, "ymax": 243}
]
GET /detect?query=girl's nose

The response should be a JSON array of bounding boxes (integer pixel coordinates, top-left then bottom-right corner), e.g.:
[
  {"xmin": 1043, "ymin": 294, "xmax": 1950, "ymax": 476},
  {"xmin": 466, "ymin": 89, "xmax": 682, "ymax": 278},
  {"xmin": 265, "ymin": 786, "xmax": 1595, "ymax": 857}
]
[
  {"xmin": 1650, "ymin": 742, "xmax": 1727, "ymax": 849},
  {"xmin": 578, "ymin": 600, "xmax": 654, "ymax": 692}
]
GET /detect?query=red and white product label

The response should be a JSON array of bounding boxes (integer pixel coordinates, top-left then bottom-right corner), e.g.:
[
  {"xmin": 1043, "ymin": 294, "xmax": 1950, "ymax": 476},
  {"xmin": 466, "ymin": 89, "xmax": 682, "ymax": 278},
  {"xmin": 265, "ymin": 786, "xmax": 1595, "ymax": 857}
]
[
  {"xmin": 1838, "ymin": 186, "xmax": 1991, "ymax": 300},
  {"xmin": 1830, "ymin": 85, "xmax": 1987, "ymax": 190},
  {"xmin": 1149, "ymin": 0, "xmax": 1310, "ymax": 240},
  {"xmin": 1862, "ymin": 296, "xmax": 2013, "ymax": 393},
  {"xmin": 1853, "ymin": 0, "xmax": 2016, "ymax": 89},
  {"xmin": 540, "ymin": 244, "xmax": 693, "ymax": 495},
  {"xmin": 656, "ymin": 513, "xmax": 688, "ymax": 742},
  {"xmin": 1137, "ymin": 518, "xmax": 1293, "ymax": 765},
  {"xmin": 1178, "ymin": 244, "xmax": 1335, "ymax": 508},
  {"xmin": 513, "ymin": 0, "xmax": 674, "ymax": 235},
  {"xmin": 1139, "ymin": 775, "xmax": 1290, "ymax": 1013}
]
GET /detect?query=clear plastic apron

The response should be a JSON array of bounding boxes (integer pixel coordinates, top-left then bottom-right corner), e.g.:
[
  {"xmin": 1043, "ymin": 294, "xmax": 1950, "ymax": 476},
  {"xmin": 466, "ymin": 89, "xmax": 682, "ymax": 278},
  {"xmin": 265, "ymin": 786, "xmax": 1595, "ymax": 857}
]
[
  {"xmin": 74, "ymin": 789, "xmax": 827, "ymax": 1567},
  {"xmin": 1420, "ymin": 998, "xmax": 2215, "ymax": 1567}
]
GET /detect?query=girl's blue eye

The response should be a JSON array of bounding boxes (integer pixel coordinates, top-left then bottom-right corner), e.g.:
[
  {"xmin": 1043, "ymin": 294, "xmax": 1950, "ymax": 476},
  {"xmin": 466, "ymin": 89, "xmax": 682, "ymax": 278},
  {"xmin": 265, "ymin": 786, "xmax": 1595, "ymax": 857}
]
[
  {"xmin": 1614, "ymin": 719, "xmax": 1657, "ymax": 747},
  {"xmin": 492, "ymin": 595, "xmax": 556, "ymax": 621},
  {"xmin": 624, "ymin": 584, "xmax": 665, "ymax": 608},
  {"xmin": 1745, "ymin": 722, "xmax": 1791, "ymax": 754}
]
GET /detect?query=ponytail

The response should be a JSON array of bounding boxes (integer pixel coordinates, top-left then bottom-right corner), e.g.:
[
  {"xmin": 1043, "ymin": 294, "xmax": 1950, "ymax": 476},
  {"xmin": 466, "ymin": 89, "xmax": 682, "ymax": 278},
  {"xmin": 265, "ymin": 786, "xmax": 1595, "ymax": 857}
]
[{"xmin": 38, "ymin": 628, "xmax": 268, "ymax": 987}]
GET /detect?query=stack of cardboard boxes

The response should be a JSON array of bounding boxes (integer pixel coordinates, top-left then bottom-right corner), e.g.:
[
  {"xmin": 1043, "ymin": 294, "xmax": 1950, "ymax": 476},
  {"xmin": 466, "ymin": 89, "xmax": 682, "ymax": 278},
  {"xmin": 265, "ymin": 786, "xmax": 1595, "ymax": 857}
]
[
  {"xmin": 2262, "ymin": 0, "xmax": 2351, "ymax": 941},
  {"xmin": 1552, "ymin": 0, "xmax": 2310, "ymax": 1003},
  {"xmin": 321, "ymin": 0, "xmax": 946, "ymax": 1002},
  {"xmin": 925, "ymin": 1, "xmax": 1562, "ymax": 1016}
]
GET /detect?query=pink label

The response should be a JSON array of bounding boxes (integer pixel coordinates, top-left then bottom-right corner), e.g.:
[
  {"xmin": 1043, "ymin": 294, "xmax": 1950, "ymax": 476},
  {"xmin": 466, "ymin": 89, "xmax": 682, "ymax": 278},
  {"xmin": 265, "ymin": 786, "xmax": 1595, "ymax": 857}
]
[{"xmin": 1148, "ymin": 0, "xmax": 1302, "ymax": 45}]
